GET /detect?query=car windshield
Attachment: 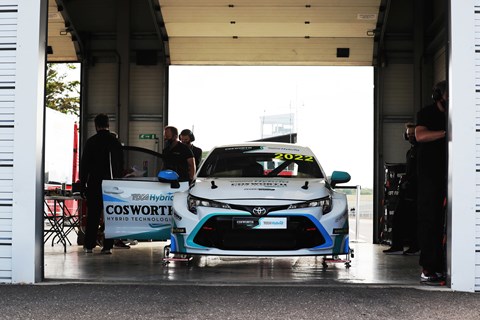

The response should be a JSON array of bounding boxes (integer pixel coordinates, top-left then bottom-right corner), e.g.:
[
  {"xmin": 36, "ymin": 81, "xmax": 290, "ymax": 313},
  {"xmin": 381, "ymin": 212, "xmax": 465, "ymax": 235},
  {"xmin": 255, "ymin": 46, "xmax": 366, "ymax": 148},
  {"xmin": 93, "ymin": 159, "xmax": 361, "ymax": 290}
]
[{"xmin": 198, "ymin": 146, "xmax": 324, "ymax": 178}]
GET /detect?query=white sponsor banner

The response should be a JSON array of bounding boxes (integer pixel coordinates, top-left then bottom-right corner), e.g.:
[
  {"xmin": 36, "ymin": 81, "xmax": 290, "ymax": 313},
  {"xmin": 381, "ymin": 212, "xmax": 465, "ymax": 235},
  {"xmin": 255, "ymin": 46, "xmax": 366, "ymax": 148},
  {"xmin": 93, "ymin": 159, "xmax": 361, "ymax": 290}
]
[{"xmin": 102, "ymin": 179, "xmax": 188, "ymax": 240}]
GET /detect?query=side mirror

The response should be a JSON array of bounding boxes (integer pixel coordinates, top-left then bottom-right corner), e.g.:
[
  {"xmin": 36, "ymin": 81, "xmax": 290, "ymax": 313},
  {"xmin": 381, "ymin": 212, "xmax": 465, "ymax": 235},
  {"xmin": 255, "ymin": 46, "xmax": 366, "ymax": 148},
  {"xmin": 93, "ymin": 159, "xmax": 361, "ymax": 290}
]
[
  {"xmin": 157, "ymin": 170, "xmax": 180, "ymax": 189},
  {"xmin": 330, "ymin": 171, "xmax": 351, "ymax": 188}
]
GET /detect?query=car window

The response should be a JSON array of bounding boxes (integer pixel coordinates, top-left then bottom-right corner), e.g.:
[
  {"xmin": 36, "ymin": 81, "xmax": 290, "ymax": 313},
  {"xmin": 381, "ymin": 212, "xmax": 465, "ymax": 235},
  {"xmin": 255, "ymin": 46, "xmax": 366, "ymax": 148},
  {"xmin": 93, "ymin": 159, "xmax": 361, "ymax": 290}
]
[
  {"xmin": 121, "ymin": 146, "xmax": 164, "ymax": 179},
  {"xmin": 198, "ymin": 147, "xmax": 323, "ymax": 178}
]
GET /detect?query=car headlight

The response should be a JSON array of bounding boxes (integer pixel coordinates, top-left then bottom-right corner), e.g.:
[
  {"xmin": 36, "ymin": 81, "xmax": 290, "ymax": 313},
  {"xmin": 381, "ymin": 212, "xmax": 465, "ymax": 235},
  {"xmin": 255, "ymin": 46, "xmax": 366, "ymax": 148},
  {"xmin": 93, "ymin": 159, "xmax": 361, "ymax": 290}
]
[
  {"xmin": 288, "ymin": 196, "xmax": 332, "ymax": 214},
  {"xmin": 187, "ymin": 195, "xmax": 231, "ymax": 214}
]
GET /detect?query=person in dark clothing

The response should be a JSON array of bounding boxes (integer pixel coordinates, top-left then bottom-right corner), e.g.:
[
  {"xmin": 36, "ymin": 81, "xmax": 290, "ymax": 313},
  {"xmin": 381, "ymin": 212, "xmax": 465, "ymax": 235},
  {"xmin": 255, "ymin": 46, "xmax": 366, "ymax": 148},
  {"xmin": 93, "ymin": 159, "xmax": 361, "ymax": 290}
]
[
  {"xmin": 180, "ymin": 129, "xmax": 203, "ymax": 168},
  {"xmin": 415, "ymin": 80, "xmax": 448, "ymax": 285},
  {"xmin": 402, "ymin": 123, "xmax": 419, "ymax": 255},
  {"xmin": 80, "ymin": 114, "xmax": 123, "ymax": 254},
  {"xmin": 162, "ymin": 126, "xmax": 195, "ymax": 182},
  {"xmin": 383, "ymin": 123, "xmax": 419, "ymax": 255}
]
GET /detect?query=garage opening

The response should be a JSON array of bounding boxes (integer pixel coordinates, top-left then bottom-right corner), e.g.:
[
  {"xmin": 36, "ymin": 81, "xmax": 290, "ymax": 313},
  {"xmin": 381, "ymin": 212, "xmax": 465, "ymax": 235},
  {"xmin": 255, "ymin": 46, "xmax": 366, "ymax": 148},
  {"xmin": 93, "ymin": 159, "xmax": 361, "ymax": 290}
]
[
  {"xmin": 43, "ymin": 65, "xmax": 421, "ymax": 285},
  {"xmin": 41, "ymin": 0, "xmax": 449, "ymax": 287}
]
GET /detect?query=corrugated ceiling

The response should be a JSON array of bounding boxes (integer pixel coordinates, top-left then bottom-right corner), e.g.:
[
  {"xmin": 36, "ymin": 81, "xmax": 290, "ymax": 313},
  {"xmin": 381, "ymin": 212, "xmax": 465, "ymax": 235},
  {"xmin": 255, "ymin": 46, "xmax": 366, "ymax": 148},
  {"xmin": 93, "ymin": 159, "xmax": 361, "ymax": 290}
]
[
  {"xmin": 47, "ymin": 0, "xmax": 78, "ymax": 62},
  {"xmin": 46, "ymin": 0, "xmax": 382, "ymax": 66},
  {"xmin": 158, "ymin": 0, "xmax": 381, "ymax": 66}
]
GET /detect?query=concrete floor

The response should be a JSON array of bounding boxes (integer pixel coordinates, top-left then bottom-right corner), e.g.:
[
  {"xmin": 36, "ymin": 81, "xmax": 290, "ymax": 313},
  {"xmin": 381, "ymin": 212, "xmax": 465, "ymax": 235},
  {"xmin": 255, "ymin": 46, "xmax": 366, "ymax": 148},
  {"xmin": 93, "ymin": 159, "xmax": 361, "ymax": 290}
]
[
  {"xmin": 43, "ymin": 216, "xmax": 437, "ymax": 288},
  {"xmin": 43, "ymin": 239, "xmax": 426, "ymax": 287}
]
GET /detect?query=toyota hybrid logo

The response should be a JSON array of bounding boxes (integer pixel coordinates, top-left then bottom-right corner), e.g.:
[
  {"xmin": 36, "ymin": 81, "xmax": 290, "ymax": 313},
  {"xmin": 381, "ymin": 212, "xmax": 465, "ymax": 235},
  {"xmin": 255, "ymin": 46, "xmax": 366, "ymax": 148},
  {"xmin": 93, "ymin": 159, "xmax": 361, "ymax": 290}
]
[{"xmin": 252, "ymin": 207, "xmax": 267, "ymax": 216}]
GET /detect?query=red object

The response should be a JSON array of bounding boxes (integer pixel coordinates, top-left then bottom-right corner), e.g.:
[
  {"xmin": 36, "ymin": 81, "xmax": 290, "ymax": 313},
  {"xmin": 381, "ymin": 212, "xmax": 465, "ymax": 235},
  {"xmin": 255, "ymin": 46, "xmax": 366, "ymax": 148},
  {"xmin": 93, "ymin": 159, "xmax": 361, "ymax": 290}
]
[
  {"xmin": 72, "ymin": 122, "xmax": 79, "ymax": 183},
  {"xmin": 44, "ymin": 184, "xmax": 78, "ymax": 216}
]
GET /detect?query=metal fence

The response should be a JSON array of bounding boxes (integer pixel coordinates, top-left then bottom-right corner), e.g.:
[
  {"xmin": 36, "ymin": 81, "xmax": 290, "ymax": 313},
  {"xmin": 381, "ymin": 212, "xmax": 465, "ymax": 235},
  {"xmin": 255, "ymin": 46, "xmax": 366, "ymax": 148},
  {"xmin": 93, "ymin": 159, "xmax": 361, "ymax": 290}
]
[{"xmin": 336, "ymin": 185, "xmax": 373, "ymax": 243}]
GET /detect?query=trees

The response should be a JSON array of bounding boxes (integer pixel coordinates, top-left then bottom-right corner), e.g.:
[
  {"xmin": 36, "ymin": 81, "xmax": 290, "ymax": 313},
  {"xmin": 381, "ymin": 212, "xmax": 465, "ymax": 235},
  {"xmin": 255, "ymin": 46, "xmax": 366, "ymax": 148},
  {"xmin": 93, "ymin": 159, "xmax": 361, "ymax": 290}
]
[{"xmin": 45, "ymin": 63, "xmax": 80, "ymax": 116}]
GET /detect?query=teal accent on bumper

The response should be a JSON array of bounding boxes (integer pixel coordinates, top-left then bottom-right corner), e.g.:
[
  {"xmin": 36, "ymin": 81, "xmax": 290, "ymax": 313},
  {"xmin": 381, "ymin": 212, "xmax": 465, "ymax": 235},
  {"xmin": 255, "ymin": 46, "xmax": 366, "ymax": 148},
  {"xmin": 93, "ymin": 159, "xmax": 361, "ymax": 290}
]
[
  {"xmin": 344, "ymin": 236, "xmax": 350, "ymax": 254},
  {"xmin": 185, "ymin": 213, "xmax": 333, "ymax": 250},
  {"xmin": 332, "ymin": 219, "xmax": 349, "ymax": 254},
  {"xmin": 170, "ymin": 235, "xmax": 177, "ymax": 252}
]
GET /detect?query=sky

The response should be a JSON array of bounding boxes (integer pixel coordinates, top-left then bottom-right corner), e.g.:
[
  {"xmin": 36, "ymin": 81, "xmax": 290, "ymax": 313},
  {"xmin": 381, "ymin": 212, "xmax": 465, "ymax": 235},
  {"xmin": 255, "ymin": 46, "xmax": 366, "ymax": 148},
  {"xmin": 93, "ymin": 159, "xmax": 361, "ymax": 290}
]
[{"xmin": 169, "ymin": 66, "xmax": 374, "ymax": 188}]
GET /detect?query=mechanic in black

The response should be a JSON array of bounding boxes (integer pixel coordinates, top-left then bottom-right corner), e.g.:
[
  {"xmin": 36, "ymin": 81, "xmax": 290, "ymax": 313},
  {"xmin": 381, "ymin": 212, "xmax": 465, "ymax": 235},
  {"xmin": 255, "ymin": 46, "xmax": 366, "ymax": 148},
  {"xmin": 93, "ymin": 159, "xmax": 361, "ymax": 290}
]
[
  {"xmin": 383, "ymin": 123, "xmax": 419, "ymax": 255},
  {"xmin": 162, "ymin": 126, "xmax": 195, "ymax": 182},
  {"xmin": 402, "ymin": 123, "xmax": 419, "ymax": 255},
  {"xmin": 180, "ymin": 129, "xmax": 203, "ymax": 168},
  {"xmin": 80, "ymin": 113, "xmax": 123, "ymax": 254},
  {"xmin": 415, "ymin": 80, "xmax": 448, "ymax": 284}
]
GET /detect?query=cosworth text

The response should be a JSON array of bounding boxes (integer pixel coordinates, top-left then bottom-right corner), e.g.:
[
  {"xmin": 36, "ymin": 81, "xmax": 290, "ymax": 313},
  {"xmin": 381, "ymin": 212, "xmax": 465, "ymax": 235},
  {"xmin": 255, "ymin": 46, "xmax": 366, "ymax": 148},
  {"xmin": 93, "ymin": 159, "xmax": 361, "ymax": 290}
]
[{"xmin": 106, "ymin": 205, "xmax": 173, "ymax": 215}]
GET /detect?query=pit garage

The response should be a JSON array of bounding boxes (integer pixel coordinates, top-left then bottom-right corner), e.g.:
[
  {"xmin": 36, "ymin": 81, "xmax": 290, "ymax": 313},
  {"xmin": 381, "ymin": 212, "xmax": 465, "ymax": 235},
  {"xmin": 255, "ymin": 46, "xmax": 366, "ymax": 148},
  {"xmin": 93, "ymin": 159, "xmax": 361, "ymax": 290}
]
[{"xmin": 2, "ymin": 0, "xmax": 478, "ymax": 291}]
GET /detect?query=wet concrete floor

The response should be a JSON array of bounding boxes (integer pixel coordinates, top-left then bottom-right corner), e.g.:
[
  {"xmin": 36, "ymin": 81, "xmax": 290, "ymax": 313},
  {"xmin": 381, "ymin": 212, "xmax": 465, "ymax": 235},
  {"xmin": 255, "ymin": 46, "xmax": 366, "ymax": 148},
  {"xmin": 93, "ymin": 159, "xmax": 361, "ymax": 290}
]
[{"xmin": 44, "ymin": 240, "xmax": 425, "ymax": 288}]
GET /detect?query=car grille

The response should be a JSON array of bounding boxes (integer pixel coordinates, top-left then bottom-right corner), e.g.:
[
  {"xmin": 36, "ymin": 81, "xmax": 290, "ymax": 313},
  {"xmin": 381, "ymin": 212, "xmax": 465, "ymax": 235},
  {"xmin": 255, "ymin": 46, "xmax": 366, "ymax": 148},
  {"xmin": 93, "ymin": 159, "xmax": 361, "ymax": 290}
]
[
  {"xmin": 228, "ymin": 204, "xmax": 290, "ymax": 215},
  {"xmin": 193, "ymin": 215, "xmax": 326, "ymax": 251}
]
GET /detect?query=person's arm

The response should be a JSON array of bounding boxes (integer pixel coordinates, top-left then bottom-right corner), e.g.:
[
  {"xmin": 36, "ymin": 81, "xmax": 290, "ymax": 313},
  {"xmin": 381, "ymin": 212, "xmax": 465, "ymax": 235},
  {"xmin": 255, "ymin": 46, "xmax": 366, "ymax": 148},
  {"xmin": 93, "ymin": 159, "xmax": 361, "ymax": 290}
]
[
  {"xmin": 415, "ymin": 125, "xmax": 446, "ymax": 143},
  {"xmin": 187, "ymin": 157, "xmax": 196, "ymax": 182},
  {"xmin": 195, "ymin": 146, "xmax": 203, "ymax": 168},
  {"xmin": 111, "ymin": 140, "xmax": 124, "ymax": 178},
  {"xmin": 79, "ymin": 143, "xmax": 91, "ymax": 197}
]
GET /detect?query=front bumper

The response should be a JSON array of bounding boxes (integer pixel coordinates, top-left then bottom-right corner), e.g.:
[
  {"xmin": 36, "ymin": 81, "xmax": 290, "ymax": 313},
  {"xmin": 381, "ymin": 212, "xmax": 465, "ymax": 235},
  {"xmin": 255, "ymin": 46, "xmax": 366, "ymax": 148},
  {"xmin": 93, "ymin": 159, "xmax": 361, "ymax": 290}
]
[{"xmin": 171, "ymin": 193, "xmax": 349, "ymax": 256}]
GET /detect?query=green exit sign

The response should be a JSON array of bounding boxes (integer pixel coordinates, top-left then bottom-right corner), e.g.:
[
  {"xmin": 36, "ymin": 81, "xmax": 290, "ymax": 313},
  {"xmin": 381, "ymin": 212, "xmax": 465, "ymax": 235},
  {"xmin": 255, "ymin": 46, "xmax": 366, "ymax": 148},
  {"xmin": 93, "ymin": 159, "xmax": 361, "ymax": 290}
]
[{"xmin": 139, "ymin": 134, "xmax": 157, "ymax": 140}]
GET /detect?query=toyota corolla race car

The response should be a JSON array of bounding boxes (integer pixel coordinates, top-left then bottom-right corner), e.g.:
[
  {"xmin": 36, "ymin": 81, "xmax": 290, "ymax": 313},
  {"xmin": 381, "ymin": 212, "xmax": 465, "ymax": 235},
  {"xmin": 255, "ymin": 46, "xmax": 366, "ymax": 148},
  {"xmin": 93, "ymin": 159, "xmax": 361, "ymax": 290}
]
[{"xmin": 170, "ymin": 142, "xmax": 352, "ymax": 257}]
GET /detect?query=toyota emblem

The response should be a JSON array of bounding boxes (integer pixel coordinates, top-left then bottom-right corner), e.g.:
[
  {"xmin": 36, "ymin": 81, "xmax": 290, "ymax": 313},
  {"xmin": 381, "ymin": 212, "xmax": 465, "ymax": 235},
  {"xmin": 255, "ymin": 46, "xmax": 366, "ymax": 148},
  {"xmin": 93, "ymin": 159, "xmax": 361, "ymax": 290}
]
[{"xmin": 252, "ymin": 207, "xmax": 267, "ymax": 216}]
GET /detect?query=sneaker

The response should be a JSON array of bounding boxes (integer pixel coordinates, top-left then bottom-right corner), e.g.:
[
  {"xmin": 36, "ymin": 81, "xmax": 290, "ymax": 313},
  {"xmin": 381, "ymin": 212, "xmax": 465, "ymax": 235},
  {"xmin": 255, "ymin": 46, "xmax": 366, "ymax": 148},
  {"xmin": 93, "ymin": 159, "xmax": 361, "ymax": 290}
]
[
  {"xmin": 383, "ymin": 247, "xmax": 404, "ymax": 255},
  {"xmin": 83, "ymin": 248, "xmax": 93, "ymax": 253},
  {"xmin": 113, "ymin": 241, "xmax": 131, "ymax": 249},
  {"xmin": 101, "ymin": 248, "xmax": 112, "ymax": 255},
  {"xmin": 403, "ymin": 248, "xmax": 420, "ymax": 256},
  {"xmin": 420, "ymin": 272, "xmax": 446, "ymax": 286},
  {"xmin": 127, "ymin": 239, "xmax": 138, "ymax": 246}
]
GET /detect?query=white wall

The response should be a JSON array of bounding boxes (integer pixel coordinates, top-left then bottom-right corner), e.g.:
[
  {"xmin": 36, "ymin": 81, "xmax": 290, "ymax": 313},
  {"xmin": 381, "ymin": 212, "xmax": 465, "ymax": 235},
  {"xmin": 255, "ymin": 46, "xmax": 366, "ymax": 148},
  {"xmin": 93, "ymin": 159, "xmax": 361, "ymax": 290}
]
[
  {"xmin": 448, "ymin": 0, "xmax": 477, "ymax": 292},
  {"xmin": 11, "ymin": 0, "xmax": 47, "ymax": 283}
]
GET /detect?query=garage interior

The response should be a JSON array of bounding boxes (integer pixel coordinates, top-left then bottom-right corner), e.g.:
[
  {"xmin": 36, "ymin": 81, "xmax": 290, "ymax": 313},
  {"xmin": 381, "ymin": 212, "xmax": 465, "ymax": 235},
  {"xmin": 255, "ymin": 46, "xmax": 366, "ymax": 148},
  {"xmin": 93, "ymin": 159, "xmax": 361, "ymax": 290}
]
[{"xmin": 44, "ymin": 0, "xmax": 448, "ymax": 285}]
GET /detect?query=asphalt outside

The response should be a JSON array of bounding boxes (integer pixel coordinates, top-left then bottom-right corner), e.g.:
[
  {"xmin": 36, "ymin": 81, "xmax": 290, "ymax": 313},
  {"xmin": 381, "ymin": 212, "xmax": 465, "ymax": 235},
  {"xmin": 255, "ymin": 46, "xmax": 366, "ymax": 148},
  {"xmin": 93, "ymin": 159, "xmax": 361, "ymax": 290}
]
[{"xmin": 0, "ymin": 282, "xmax": 479, "ymax": 320}]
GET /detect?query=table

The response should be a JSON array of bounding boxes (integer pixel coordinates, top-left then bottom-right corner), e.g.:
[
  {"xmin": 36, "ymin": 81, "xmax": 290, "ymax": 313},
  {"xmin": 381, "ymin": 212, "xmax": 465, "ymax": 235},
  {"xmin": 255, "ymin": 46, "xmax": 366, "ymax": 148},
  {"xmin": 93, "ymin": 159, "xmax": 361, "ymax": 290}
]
[{"xmin": 44, "ymin": 195, "xmax": 83, "ymax": 253}]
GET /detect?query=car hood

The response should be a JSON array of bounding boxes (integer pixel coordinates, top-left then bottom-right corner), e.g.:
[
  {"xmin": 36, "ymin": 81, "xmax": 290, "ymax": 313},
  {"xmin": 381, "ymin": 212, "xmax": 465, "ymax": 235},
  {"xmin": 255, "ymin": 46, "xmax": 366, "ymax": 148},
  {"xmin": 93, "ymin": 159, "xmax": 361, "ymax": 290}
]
[{"xmin": 190, "ymin": 177, "xmax": 330, "ymax": 203}]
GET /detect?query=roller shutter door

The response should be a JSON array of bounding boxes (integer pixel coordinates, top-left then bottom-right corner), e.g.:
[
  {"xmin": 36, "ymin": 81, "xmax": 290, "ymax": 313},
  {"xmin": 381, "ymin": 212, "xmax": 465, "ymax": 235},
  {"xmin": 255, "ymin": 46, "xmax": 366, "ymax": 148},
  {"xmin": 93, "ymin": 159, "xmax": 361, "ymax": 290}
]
[
  {"xmin": 130, "ymin": 63, "xmax": 164, "ymax": 114},
  {"xmin": 0, "ymin": 1, "xmax": 17, "ymax": 283},
  {"xmin": 475, "ymin": 3, "xmax": 480, "ymax": 291},
  {"xmin": 87, "ymin": 62, "xmax": 117, "ymax": 115},
  {"xmin": 85, "ymin": 62, "xmax": 118, "ymax": 137},
  {"xmin": 128, "ymin": 120, "xmax": 162, "ymax": 151},
  {"xmin": 85, "ymin": 63, "xmax": 165, "ymax": 143},
  {"xmin": 381, "ymin": 63, "xmax": 414, "ymax": 163},
  {"xmin": 129, "ymin": 64, "xmax": 164, "ymax": 147}
]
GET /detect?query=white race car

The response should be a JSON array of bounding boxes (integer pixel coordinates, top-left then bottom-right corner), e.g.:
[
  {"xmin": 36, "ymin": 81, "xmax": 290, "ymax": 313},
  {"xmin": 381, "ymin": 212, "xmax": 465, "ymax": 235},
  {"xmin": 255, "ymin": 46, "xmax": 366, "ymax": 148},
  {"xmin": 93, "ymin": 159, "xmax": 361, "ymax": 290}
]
[{"xmin": 170, "ymin": 142, "xmax": 352, "ymax": 257}]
